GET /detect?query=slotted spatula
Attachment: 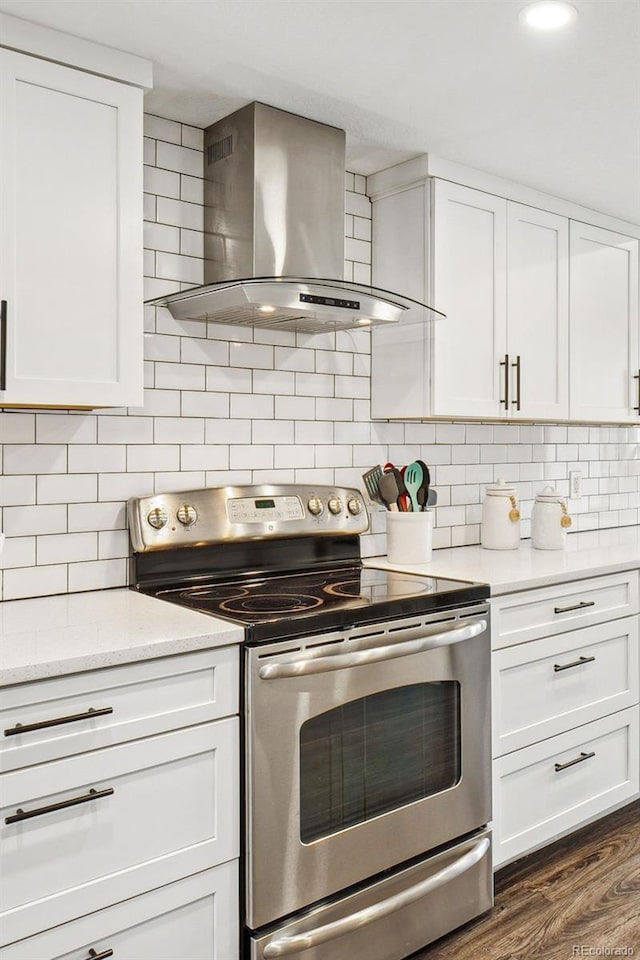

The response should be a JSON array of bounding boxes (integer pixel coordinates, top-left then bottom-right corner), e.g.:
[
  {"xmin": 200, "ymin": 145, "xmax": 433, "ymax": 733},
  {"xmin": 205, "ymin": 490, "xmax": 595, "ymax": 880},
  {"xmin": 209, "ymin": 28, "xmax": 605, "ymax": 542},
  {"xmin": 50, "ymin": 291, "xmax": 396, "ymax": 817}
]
[
  {"xmin": 404, "ymin": 461, "xmax": 423, "ymax": 512},
  {"xmin": 361, "ymin": 464, "xmax": 385, "ymax": 505}
]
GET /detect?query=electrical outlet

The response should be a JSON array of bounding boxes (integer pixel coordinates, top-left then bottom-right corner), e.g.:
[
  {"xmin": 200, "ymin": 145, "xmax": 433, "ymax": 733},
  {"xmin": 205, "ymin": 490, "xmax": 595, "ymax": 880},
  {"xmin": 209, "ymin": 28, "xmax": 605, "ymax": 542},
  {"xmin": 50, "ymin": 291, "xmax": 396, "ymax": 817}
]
[{"xmin": 569, "ymin": 470, "xmax": 582, "ymax": 499}]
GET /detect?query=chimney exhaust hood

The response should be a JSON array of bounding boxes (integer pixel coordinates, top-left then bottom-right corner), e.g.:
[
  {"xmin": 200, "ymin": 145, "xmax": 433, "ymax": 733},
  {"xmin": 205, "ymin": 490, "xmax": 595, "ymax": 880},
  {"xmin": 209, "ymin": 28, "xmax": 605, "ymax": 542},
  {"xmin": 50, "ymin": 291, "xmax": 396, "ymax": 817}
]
[{"xmin": 147, "ymin": 102, "xmax": 444, "ymax": 334}]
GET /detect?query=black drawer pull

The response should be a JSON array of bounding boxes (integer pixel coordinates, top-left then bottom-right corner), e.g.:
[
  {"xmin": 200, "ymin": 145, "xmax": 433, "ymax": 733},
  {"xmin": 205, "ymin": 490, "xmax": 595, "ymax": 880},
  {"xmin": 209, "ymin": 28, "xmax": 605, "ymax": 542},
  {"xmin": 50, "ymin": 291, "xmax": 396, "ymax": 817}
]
[
  {"xmin": 554, "ymin": 750, "xmax": 595, "ymax": 773},
  {"xmin": 5, "ymin": 787, "xmax": 114, "ymax": 825},
  {"xmin": 554, "ymin": 654, "xmax": 596, "ymax": 673},
  {"xmin": 4, "ymin": 706, "xmax": 114, "ymax": 737},
  {"xmin": 553, "ymin": 600, "xmax": 595, "ymax": 615},
  {"xmin": 0, "ymin": 299, "xmax": 6, "ymax": 392},
  {"xmin": 87, "ymin": 948, "xmax": 114, "ymax": 960}
]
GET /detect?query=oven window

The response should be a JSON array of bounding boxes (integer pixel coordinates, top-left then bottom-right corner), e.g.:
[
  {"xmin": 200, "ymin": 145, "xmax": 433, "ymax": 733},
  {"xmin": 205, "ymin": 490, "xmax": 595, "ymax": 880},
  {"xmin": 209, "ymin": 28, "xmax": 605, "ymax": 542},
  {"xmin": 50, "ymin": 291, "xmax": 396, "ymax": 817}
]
[{"xmin": 299, "ymin": 682, "xmax": 461, "ymax": 843}]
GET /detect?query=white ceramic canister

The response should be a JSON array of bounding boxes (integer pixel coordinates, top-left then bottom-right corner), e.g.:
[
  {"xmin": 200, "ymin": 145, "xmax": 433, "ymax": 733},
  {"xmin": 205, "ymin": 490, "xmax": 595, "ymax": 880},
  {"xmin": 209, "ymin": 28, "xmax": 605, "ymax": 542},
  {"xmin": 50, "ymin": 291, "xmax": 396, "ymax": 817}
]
[
  {"xmin": 531, "ymin": 485, "xmax": 572, "ymax": 550},
  {"xmin": 481, "ymin": 479, "xmax": 521, "ymax": 550}
]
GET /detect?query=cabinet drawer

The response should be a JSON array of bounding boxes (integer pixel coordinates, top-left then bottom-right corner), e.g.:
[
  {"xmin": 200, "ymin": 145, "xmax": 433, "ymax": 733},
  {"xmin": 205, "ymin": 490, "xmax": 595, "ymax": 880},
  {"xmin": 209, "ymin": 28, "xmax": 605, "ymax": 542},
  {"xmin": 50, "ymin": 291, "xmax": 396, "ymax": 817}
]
[
  {"xmin": 1, "ymin": 860, "xmax": 238, "ymax": 960},
  {"xmin": 492, "ymin": 570, "xmax": 639, "ymax": 649},
  {"xmin": 493, "ymin": 616, "xmax": 640, "ymax": 755},
  {"xmin": 0, "ymin": 719, "xmax": 239, "ymax": 945},
  {"xmin": 493, "ymin": 708, "xmax": 639, "ymax": 867},
  {"xmin": 1, "ymin": 646, "xmax": 238, "ymax": 771}
]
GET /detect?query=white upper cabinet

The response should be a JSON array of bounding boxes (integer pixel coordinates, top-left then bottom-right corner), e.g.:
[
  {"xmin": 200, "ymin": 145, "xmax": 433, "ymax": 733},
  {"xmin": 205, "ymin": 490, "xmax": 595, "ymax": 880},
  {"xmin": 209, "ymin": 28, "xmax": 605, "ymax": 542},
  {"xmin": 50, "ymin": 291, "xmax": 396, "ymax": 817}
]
[
  {"xmin": 0, "ymin": 46, "xmax": 144, "ymax": 408},
  {"xmin": 569, "ymin": 222, "xmax": 639, "ymax": 423},
  {"xmin": 370, "ymin": 159, "xmax": 638, "ymax": 423},
  {"xmin": 430, "ymin": 180, "xmax": 507, "ymax": 418},
  {"xmin": 506, "ymin": 203, "xmax": 569, "ymax": 420}
]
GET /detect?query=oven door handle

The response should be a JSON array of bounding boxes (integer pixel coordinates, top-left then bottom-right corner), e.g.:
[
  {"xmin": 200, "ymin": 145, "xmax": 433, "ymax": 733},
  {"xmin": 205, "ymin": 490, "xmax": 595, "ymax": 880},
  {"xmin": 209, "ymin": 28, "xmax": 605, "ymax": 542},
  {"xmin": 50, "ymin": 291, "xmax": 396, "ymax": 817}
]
[
  {"xmin": 258, "ymin": 618, "xmax": 487, "ymax": 679},
  {"xmin": 261, "ymin": 835, "xmax": 490, "ymax": 958}
]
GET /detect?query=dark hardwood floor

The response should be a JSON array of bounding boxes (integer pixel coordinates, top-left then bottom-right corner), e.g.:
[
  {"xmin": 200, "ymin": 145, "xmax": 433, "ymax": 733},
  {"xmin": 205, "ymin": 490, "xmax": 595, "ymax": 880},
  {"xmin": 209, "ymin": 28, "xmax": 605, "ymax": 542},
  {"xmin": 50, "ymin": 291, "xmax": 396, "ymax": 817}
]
[{"xmin": 412, "ymin": 800, "xmax": 640, "ymax": 959}]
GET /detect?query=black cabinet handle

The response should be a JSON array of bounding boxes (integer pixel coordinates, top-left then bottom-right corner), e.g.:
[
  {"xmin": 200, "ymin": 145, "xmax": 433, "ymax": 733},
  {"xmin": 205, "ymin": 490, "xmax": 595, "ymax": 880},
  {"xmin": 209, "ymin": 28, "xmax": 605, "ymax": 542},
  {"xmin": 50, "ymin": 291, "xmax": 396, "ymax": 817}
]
[
  {"xmin": 4, "ymin": 706, "xmax": 114, "ymax": 737},
  {"xmin": 87, "ymin": 949, "xmax": 114, "ymax": 960},
  {"xmin": 634, "ymin": 370, "xmax": 640, "ymax": 415},
  {"xmin": 5, "ymin": 787, "xmax": 114, "ymax": 825},
  {"xmin": 511, "ymin": 354, "xmax": 521, "ymax": 411},
  {"xmin": 554, "ymin": 654, "xmax": 596, "ymax": 672},
  {"xmin": 500, "ymin": 354, "xmax": 510, "ymax": 409},
  {"xmin": 0, "ymin": 299, "xmax": 6, "ymax": 392},
  {"xmin": 553, "ymin": 600, "xmax": 595, "ymax": 615},
  {"xmin": 554, "ymin": 751, "xmax": 595, "ymax": 773}
]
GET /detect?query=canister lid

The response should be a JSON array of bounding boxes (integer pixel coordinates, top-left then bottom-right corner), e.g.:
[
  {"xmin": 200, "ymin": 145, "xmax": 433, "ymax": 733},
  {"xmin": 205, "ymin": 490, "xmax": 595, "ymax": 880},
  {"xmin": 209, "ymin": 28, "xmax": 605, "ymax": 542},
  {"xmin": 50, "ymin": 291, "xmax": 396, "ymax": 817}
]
[
  {"xmin": 485, "ymin": 478, "xmax": 516, "ymax": 497},
  {"xmin": 535, "ymin": 485, "xmax": 563, "ymax": 502}
]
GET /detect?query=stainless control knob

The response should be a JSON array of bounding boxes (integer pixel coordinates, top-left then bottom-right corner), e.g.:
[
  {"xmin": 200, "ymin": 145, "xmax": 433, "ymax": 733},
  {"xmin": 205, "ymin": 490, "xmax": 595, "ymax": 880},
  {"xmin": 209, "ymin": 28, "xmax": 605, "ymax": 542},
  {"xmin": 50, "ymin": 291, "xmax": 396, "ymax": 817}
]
[
  {"xmin": 307, "ymin": 496, "xmax": 324, "ymax": 516},
  {"xmin": 347, "ymin": 497, "xmax": 363, "ymax": 516},
  {"xmin": 328, "ymin": 496, "xmax": 343, "ymax": 515},
  {"xmin": 146, "ymin": 506, "xmax": 168, "ymax": 530},
  {"xmin": 177, "ymin": 504, "xmax": 197, "ymax": 526}
]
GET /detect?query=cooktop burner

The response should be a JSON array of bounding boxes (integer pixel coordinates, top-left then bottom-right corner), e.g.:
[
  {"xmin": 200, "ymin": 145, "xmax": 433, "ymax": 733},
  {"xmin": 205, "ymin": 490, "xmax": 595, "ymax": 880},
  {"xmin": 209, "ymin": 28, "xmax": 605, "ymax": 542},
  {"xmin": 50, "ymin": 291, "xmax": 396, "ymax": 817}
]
[{"xmin": 152, "ymin": 565, "xmax": 487, "ymax": 644}]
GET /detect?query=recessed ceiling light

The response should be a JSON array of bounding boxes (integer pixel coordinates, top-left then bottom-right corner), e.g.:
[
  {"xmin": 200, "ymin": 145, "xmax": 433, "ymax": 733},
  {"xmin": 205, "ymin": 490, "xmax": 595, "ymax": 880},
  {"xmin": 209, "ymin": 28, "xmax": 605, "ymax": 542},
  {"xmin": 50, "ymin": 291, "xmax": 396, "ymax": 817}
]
[{"xmin": 520, "ymin": 1, "xmax": 578, "ymax": 30}]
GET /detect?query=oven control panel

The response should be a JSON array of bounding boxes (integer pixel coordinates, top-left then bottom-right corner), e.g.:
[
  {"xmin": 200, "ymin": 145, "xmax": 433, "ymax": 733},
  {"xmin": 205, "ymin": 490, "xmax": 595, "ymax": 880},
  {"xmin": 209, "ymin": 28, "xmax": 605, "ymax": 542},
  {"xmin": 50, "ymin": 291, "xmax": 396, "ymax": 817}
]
[{"xmin": 128, "ymin": 484, "xmax": 369, "ymax": 552}]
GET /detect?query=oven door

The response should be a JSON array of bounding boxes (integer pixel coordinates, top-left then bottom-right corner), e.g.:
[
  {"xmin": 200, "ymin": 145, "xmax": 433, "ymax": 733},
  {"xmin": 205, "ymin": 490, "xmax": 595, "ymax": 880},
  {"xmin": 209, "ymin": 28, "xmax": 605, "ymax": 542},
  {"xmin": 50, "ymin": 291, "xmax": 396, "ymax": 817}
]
[{"xmin": 245, "ymin": 602, "xmax": 491, "ymax": 931}]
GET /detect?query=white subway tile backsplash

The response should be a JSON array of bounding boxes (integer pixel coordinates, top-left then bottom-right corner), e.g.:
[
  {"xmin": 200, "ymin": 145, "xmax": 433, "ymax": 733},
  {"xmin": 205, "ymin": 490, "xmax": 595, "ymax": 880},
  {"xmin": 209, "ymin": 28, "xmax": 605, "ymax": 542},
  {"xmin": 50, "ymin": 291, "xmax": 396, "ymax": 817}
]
[
  {"xmin": 206, "ymin": 418, "xmax": 251, "ymax": 444},
  {"xmin": 67, "ymin": 501, "xmax": 126, "ymax": 533},
  {"xmin": 37, "ymin": 474, "xmax": 97, "ymax": 504},
  {"xmin": 143, "ymin": 166, "xmax": 181, "ymax": 201},
  {"xmin": 0, "ymin": 537, "xmax": 36, "ymax": 570},
  {"xmin": 3, "ymin": 504, "xmax": 67, "ymax": 537},
  {"xmin": 68, "ymin": 445, "xmax": 126, "ymax": 474},
  {"xmin": 156, "ymin": 196, "xmax": 203, "ymax": 231},
  {"xmin": 154, "ymin": 417, "xmax": 204, "ymax": 444},
  {"xmin": 127, "ymin": 444, "xmax": 180, "ymax": 473},
  {"xmin": 181, "ymin": 338, "xmax": 229, "ymax": 366},
  {"xmin": 295, "ymin": 373, "xmax": 334, "ymax": 398},
  {"xmin": 155, "ymin": 362, "xmax": 205, "ymax": 391},
  {"xmin": 38, "ymin": 532, "xmax": 97, "ymax": 565},
  {"xmin": 276, "ymin": 396, "xmax": 315, "ymax": 420},
  {"xmin": 156, "ymin": 251, "xmax": 203, "ymax": 285},
  {"xmin": 3, "ymin": 564, "xmax": 68, "ymax": 601},
  {"xmin": 68, "ymin": 558, "xmax": 127, "ymax": 593},
  {"xmin": 1, "ymin": 475, "xmax": 36, "ymax": 506},
  {"xmin": 230, "ymin": 342, "xmax": 274, "ymax": 370},
  {"xmin": 98, "ymin": 416, "xmax": 155, "ymax": 444},
  {"xmin": 1, "ymin": 413, "xmax": 35, "ymax": 443},
  {"xmin": 156, "ymin": 140, "xmax": 202, "ymax": 177},
  {"xmin": 231, "ymin": 445, "xmax": 274, "ymax": 470},
  {"xmin": 275, "ymin": 346, "xmax": 315, "ymax": 373},
  {"xmin": 1, "ymin": 113, "xmax": 635, "ymax": 601},
  {"xmin": 180, "ymin": 445, "xmax": 230, "ymax": 471},
  {"xmin": 205, "ymin": 366, "xmax": 252, "ymax": 394},
  {"xmin": 98, "ymin": 530, "xmax": 130, "ymax": 560},
  {"xmin": 144, "ymin": 114, "xmax": 181, "ymax": 143},
  {"xmin": 4, "ymin": 445, "xmax": 67, "ymax": 475},
  {"xmin": 253, "ymin": 370, "xmax": 296, "ymax": 396}
]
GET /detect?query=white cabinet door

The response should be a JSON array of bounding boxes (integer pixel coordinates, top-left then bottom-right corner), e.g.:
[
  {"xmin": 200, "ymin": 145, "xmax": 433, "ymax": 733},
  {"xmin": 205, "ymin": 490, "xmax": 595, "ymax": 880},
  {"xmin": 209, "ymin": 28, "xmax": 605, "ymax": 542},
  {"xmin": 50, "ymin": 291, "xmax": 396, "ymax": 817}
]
[
  {"xmin": 0, "ymin": 49, "xmax": 143, "ymax": 408},
  {"xmin": 507, "ymin": 203, "xmax": 569, "ymax": 420},
  {"xmin": 430, "ymin": 180, "xmax": 507, "ymax": 418},
  {"xmin": 569, "ymin": 221, "xmax": 639, "ymax": 423}
]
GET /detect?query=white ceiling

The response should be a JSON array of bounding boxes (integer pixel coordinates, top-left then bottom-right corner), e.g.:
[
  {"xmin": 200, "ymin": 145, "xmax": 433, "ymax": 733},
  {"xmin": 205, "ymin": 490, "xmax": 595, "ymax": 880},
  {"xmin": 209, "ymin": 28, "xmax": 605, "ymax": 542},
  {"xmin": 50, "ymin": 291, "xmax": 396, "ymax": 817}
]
[{"xmin": 2, "ymin": 0, "xmax": 639, "ymax": 224}]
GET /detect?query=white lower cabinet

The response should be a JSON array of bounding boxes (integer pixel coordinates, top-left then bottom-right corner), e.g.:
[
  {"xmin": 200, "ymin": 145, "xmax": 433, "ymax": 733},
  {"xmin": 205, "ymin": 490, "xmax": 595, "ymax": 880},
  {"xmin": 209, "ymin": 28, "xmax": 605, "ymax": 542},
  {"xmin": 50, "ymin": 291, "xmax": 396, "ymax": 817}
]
[
  {"xmin": 1, "ymin": 861, "xmax": 238, "ymax": 960},
  {"xmin": 491, "ymin": 572, "xmax": 640, "ymax": 868},
  {"xmin": 0, "ymin": 646, "xmax": 240, "ymax": 959}
]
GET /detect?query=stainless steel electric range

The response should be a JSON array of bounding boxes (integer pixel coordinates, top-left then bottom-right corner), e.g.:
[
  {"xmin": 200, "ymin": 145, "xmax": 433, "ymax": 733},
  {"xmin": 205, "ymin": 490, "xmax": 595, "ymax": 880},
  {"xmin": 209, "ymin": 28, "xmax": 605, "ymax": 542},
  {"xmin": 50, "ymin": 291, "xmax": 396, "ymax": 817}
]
[{"xmin": 128, "ymin": 484, "xmax": 493, "ymax": 960}]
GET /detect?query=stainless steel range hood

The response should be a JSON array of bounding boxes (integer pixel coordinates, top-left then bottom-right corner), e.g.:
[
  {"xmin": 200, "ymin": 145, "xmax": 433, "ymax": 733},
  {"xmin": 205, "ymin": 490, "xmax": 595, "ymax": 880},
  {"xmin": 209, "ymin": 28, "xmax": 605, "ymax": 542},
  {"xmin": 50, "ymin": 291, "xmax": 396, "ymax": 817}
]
[{"xmin": 147, "ymin": 102, "xmax": 444, "ymax": 333}]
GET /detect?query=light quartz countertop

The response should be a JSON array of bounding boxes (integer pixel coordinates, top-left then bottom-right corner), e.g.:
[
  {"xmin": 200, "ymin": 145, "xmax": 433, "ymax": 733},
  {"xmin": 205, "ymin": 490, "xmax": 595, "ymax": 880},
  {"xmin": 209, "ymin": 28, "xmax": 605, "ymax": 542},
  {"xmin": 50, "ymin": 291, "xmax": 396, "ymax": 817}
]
[
  {"xmin": 0, "ymin": 588, "xmax": 242, "ymax": 686},
  {"xmin": 366, "ymin": 526, "xmax": 640, "ymax": 595}
]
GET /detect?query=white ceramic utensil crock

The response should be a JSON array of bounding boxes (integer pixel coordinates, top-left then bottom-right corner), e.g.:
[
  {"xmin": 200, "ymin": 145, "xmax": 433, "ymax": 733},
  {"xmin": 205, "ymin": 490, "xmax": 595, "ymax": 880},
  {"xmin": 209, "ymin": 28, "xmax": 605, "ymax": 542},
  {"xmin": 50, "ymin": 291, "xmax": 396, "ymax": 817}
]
[
  {"xmin": 481, "ymin": 478, "xmax": 521, "ymax": 550},
  {"xmin": 531, "ymin": 485, "xmax": 572, "ymax": 550}
]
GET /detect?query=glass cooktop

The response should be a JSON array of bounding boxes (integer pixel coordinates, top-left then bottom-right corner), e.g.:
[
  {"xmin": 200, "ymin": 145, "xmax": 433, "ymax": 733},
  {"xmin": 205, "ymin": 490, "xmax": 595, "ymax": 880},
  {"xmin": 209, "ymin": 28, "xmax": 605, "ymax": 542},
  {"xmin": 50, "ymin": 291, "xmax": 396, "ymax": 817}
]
[{"xmin": 152, "ymin": 565, "xmax": 489, "ymax": 644}]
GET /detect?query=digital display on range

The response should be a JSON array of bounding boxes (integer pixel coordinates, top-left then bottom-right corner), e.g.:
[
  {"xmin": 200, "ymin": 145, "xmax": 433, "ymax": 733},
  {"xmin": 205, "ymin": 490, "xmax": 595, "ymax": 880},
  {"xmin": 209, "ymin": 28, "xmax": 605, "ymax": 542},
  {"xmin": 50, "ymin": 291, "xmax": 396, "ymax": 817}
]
[
  {"xmin": 255, "ymin": 499, "xmax": 276, "ymax": 509},
  {"xmin": 300, "ymin": 294, "xmax": 360, "ymax": 310}
]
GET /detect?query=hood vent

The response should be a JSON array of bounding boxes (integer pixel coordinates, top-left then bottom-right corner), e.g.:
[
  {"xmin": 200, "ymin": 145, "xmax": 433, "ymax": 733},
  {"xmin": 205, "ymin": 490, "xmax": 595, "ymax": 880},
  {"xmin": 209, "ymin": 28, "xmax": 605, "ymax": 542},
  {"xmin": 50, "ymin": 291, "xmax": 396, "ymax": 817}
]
[{"xmin": 147, "ymin": 102, "xmax": 444, "ymax": 333}]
